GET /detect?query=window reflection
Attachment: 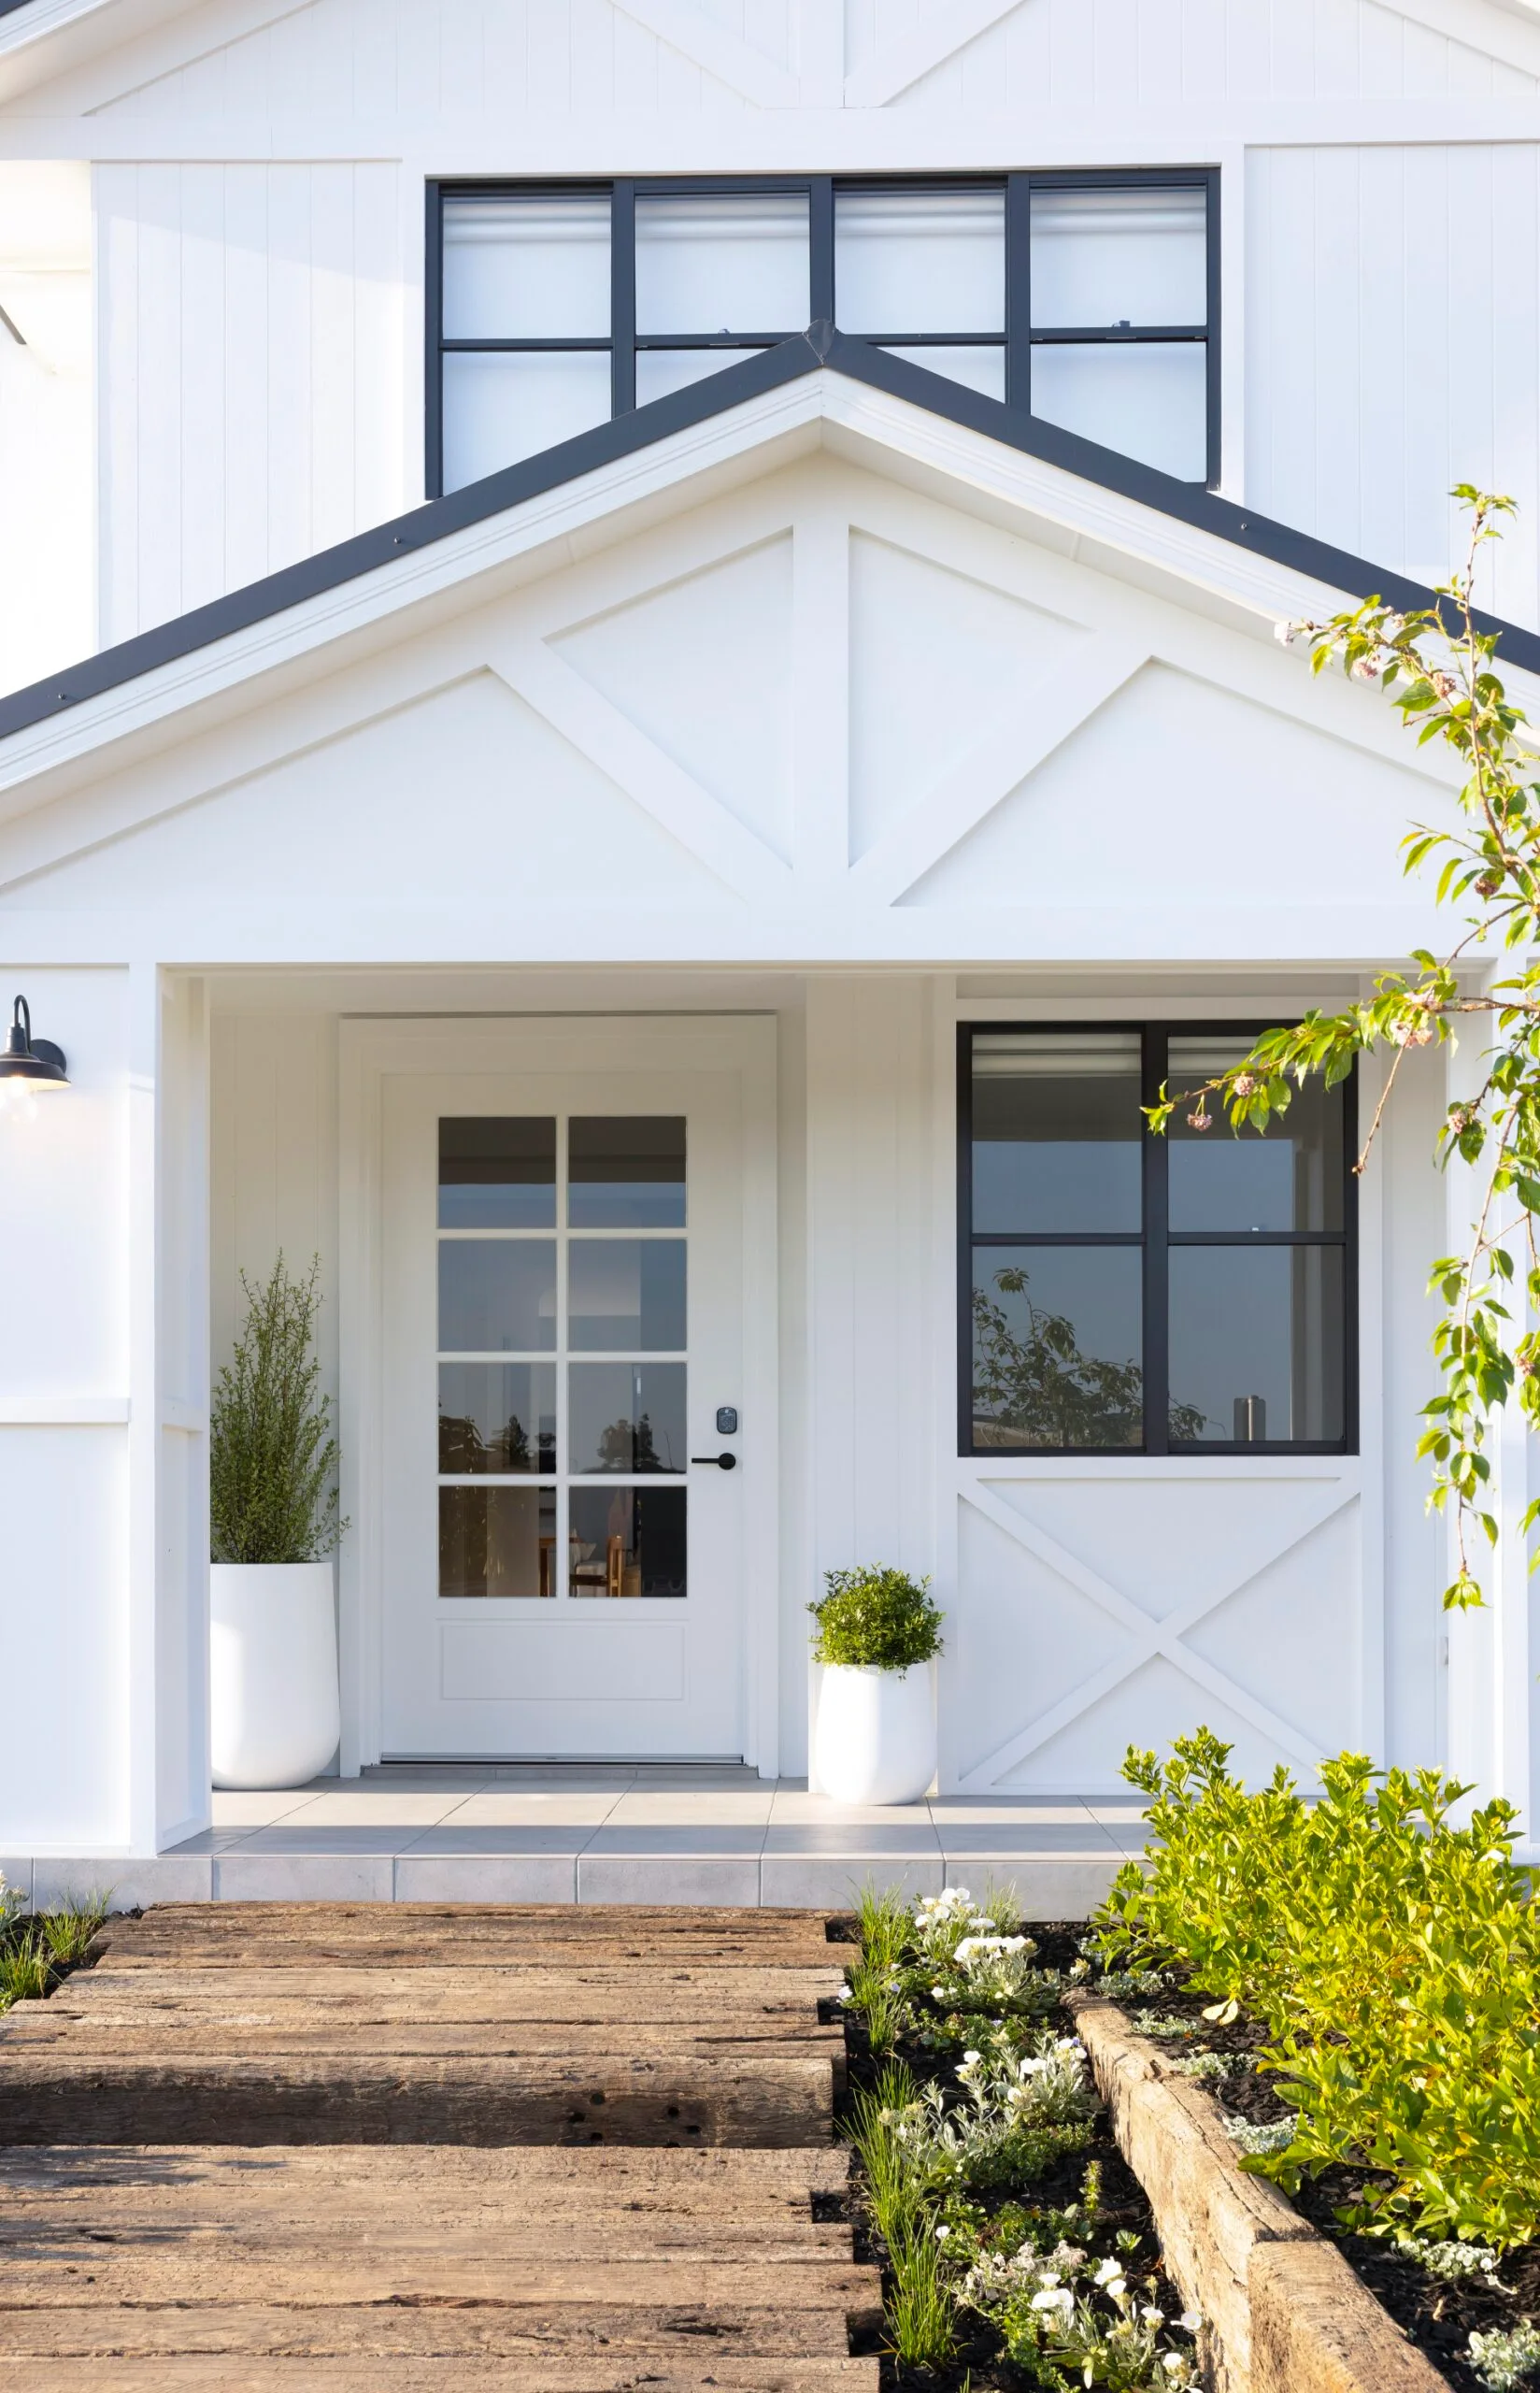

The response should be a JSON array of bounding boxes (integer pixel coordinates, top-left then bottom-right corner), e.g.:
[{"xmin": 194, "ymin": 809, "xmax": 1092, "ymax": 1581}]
[
  {"xmin": 568, "ymin": 1239, "xmax": 687, "ymax": 1351},
  {"xmin": 439, "ymin": 1117, "xmax": 556, "ymax": 1229},
  {"xmin": 569, "ymin": 1363, "xmax": 686, "ymax": 1474},
  {"xmin": 1168, "ymin": 1039, "xmax": 1344, "ymax": 1233},
  {"xmin": 438, "ymin": 1364, "xmax": 556, "ymax": 1474},
  {"xmin": 1168, "ymin": 1248, "xmax": 1345, "ymax": 1444},
  {"xmin": 972, "ymin": 1033, "xmax": 1142, "ymax": 1235},
  {"xmin": 971, "ymin": 1246, "xmax": 1144, "ymax": 1450},
  {"xmin": 438, "ymin": 1240, "xmax": 557, "ymax": 1353},
  {"xmin": 440, "ymin": 1484, "xmax": 556, "ymax": 1598},
  {"xmin": 569, "ymin": 1117, "xmax": 686, "ymax": 1227}
]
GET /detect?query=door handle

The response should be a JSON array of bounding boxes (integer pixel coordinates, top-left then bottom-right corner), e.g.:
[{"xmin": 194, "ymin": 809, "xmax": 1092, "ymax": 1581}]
[{"xmin": 691, "ymin": 1452, "xmax": 737, "ymax": 1470}]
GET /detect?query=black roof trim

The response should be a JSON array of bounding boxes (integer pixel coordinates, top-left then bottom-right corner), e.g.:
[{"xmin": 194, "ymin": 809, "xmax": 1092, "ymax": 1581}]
[{"xmin": 4, "ymin": 322, "xmax": 1535, "ymax": 748}]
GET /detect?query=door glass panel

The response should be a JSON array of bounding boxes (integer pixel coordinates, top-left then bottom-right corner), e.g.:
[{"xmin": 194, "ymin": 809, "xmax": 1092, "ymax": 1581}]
[
  {"xmin": 835, "ymin": 188, "xmax": 1005, "ymax": 334},
  {"xmin": 441, "ymin": 351, "xmax": 612, "ymax": 493},
  {"xmin": 438, "ymin": 1240, "xmax": 557, "ymax": 1352},
  {"xmin": 972, "ymin": 1032, "xmax": 1142, "ymax": 1234},
  {"xmin": 1167, "ymin": 1039, "xmax": 1346, "ymax": 1234},
  {"xmin": 442, "ymin": 195, "xmax": 612, "ymax": 340},
  {"xmin": 439, "ymin": 1363, "xmax": 556, "ymax": 1473},
  {"xmin": 569, "ymin": 1485, "xmax": 688, "ymax": 1598},
  {"xmin": 568, "ymin": 1239, "xmax": 687, "ymax": 1351},
  {"xmin": 972, "ymin": 1245, "xmax": 1143, "ymax": 1450},
  {"xmin": 635, "ymin": 192, "xmax": 809, "ymax": 335},
  {"xmin": 1168, "ymin": 1247, "xmax": 1345, "ymax": 1443},
  {"xmin": 1029, "ymin": 341, "xmax": 1207, "ymax": 480},
  {"xmin": 440, "ymin": 1485, "xmax": 557, "ymax": 1598},
  {"xmin": 569, "ymin": 1117, "xmax": 687, "ymax": 1227},
  {"xmin": 881, "ymin": 345, "xmax": 1005, "ymax": 400},
  {"xmin": 569, "ymin": 1363, "xmax": 686, "ymax": 1473},
  {"xmin": 1029, "ymin": 187, "xmax": 1207, "ymax": 329},
  {"xmin": 439, "ymin": 1117, "xmax": 556, "ymax": 1227}
]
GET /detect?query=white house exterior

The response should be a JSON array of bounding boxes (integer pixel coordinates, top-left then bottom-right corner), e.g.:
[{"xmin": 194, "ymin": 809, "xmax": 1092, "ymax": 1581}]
[{"xmin": 0, "ymin": 0, "xmax": 1537, "ymax": 1875}]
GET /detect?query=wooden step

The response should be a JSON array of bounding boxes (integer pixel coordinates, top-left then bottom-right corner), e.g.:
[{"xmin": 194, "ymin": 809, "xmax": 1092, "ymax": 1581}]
[
  {"xmin": 0, "ymin": 2362, "xmax": 879, "ymax": 2390},
  {"xmin": 93, "ymin": 1905, "xmax": 841, "ymax": 1970}
]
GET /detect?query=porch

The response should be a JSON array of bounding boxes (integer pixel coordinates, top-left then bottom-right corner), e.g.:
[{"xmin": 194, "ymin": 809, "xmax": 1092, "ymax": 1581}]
[{"xmin": 7, "ymin": 1765, "xmax": 1147, "ymax": 1913}]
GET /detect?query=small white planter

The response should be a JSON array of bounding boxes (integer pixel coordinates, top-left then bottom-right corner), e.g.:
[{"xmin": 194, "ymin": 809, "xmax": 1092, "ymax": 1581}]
[
  {"xmin": 815, "ymin": 1662, "xmax": 936, "ymax": 1806},
  {"xmin": 210, "ymin": 1561, "xmax": 340, "ymax": 1791}
]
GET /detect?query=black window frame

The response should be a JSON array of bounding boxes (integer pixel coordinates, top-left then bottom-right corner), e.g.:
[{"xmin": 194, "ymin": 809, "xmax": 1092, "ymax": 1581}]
[
  {"xmin": 957, "ymin": 1021, "xmax": 1357, "ymax": 1460},
  {"xmin": 425, "ymin": 167, "xmax": 1221, "ymax": 499}
]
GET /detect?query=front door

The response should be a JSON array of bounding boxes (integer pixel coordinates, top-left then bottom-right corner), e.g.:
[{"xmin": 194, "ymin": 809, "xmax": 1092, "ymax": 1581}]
[{"xmin": 377, "ymin": 1026, "xmax": 772, "ymax": 1758}]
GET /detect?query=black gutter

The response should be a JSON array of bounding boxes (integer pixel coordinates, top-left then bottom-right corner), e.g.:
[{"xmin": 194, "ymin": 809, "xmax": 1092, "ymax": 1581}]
[{"xmin": 4, "ymin": 321, "xmax": 1534, "ymax": 748}]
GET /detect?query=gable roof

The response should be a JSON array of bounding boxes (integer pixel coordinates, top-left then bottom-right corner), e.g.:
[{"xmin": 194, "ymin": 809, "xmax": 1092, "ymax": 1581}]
[{"xmin": 2, "ymin": 326, "xmax": 1535, "ymax": 765}]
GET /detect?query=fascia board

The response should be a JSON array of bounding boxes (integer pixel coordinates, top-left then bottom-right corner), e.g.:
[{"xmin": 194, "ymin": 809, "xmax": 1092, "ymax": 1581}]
[
  {"xmin": 0, "ymin": 0, "xmax": 208, "ymax": 103},
  {"xmin": 2, "ymin": 329, "xmax": 1536, "ymax": 813}
]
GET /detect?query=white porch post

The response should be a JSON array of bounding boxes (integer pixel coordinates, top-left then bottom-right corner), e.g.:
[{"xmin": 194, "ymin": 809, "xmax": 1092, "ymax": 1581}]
[{"xmin": 1441, "ymin": 1009, "xmax": 1536, "ymax": 1840}]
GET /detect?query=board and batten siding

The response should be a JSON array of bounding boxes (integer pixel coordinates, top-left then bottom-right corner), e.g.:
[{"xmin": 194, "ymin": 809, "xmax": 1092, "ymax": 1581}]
[
  {"xmin": 96, "ymin": 163, "xmax": 406, "ymax": 649},
  {"xmin": 1246, "ymin": 142, "xmax": 1540, "ymax": 632}
]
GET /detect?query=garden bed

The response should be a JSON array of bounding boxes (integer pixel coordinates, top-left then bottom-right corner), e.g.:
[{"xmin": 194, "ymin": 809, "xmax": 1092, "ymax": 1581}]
[{"xmin": 0, "ymin": 1896, "xmax": 107, "ymax": 2013}]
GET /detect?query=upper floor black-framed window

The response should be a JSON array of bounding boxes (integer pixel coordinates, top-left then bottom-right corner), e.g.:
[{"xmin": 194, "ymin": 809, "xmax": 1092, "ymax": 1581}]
[
  {"xmin": 960, "ymin": 1025, "xmax": 1355, "ymax": 1457},
  {"xmin": 427, "ymin": 170, "xmax": 1219, "ymax": 499}
]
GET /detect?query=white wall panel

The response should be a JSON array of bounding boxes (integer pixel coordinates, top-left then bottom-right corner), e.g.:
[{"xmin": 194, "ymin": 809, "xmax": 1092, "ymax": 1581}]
[
  {"xmin": 1247, "ymin": 142, "xmax": 1540, "ymax": 630},
  {"xmin": 96, "ymin": 162, "xmax": 406, "ymax": 646}
]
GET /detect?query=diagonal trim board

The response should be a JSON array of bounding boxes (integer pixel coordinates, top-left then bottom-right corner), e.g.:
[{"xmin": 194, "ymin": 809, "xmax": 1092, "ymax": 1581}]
[
  {"xmin": 492, "ymin": 636, "xmax": 795, "ymax": 903},
  {"xmin": 848, "ymin": 638, "xmax": 1148, "ymax": 904},
  {"xmin": 957, "ymin": 1478, "xmax": 1360, "ymax": 1789},
  {"xmin": 844, "ymin": 0, "xmax": 1028, "ymax": 107},
  {"xmin": 609, "ymin": 0, "xmax": 800, "ymax": 105}
]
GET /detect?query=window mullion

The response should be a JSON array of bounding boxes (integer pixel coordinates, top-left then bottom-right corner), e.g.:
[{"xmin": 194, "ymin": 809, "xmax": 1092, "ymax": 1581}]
[
  {"xmin": 1005, "ymin": 172, "xmax": 1031, "ymax": 413},
  {"xmin": 611, "ymin": 179, "xmax": 635, "ymax": 416},
  {"xmin": 810, "ymin": 177, "xmax": 834, "ymax": 325},
  {"xmin": 1142, "ymin": 1025, "xmax": 1170, "ymax": 1456}
]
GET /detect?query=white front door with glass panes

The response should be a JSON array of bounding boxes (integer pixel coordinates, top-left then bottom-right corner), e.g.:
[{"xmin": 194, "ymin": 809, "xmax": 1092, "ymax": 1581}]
[{"xmin": 378, "ymin": 1047, "xmax": 763, "ymax": 1757}]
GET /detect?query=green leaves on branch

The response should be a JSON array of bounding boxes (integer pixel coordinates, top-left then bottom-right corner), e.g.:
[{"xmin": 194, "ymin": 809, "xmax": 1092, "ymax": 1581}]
[
  {"xmin": 1148, "ymin": 488, "xmax": 1540, "ymax": 1609},
  {"xmin": 210, "ymin": 1254, "xmax": 346, "ymax": 1566},
  {"xmin": 808, "ymin": 1565, "xmax": 943, "ymax": 1669},
  {"xmin": 1098, "ymin": 1729, "xmax": 1540, "ymax": 2251}
]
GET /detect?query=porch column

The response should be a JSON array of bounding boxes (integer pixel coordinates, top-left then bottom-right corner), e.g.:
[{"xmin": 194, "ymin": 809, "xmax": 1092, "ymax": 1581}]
[
  {"xmin": 803, "ymin": 976, "xmax": 944, "ymax": 1786},
  {"xmin": 0, "ymin": 962, "xmax": 209, "ymax": 1866}
]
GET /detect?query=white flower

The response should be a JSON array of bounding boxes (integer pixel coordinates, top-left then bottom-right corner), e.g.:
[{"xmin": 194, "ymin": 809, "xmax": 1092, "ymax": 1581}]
[
  {"xmin": 934, "ymin": 2225, "xmax": 950, "ymax": 2241},
  {"xmin": 1032, "ymin": 2287, "xmax": 1075, "ymax": 2316},
  {"xmin": 836, "ymin": 1987, "xmax": 852, "ymax": 2003},
  {"xmin": 1177, "ymin": 2311, "xmax": 1203, "ymax": 2333},
  {"xmin": 961, "ymin": 2049, "xmax": 981, "ymax": 2067},
  {"xmin": 1142, "ymin": 2305, "xmax": 1166, "ymax": 2325},
  {"xmin": 1163, "ymin": 2358, "xmax": 1191, "ymax": 2379},
  {"xmin": 1093, "ymin": 2257, "xmax": 1124, "ymax": 2288}
]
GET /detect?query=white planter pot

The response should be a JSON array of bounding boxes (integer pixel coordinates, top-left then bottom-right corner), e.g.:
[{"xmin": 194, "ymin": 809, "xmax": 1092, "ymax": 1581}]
[
  {"xmin": 210, "ymin": 1561, "xmax": 340, "ymax": 1791},
  {"xmin": 814, "ymin": 1662, "xmax": 936, "ymax": 1806}
]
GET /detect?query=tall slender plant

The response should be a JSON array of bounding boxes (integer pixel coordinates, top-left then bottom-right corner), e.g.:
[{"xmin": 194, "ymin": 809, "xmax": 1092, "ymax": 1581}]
[
  {"xmin": 210, "ymin": 1255, "xmax": 345, "ymax": 1564},
  {"xmin": 1147, "ymin": 490, "xmax": 1540, "ymax": 1610}
]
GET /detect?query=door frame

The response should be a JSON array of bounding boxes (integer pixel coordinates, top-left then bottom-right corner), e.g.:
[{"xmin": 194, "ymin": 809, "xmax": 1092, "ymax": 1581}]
[{"xmin": 338, "ymin": 1014, "xmax": 780, "ymax": 1774}]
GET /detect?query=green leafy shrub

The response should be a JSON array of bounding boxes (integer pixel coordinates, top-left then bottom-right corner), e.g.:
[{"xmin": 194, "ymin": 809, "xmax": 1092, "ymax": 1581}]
[
  {"xmin": 1097, "ymin": 1727, "xmax": 1540, "ymax": 2249},
  {"xmin": 210, "ymin": 1255, "xmax": 346, "ymax": 1565},
  {"xmin": 808, "ymin": 1566, "xmax": 943, "ymax": 1669}
]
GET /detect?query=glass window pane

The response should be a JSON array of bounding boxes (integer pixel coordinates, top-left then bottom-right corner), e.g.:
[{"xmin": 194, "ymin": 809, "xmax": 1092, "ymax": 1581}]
[
  {"xmin": 1168, "ymin": 1247, "xmax": 1345, "ymax": 1444},
  {"xmin": 1029, "ymin": 187, "xmax": 1207, "ymax": 329},
  {"xmin": 442, "ymin": 195, "xmax": 611, "ymax": 339},
  {"xmin": 635, "ymin": 193, "xmax": 809, "ymax": 335},
  {"xmin": 442, "ymin": 351, "xmax": 611, "ymax": 493},
  {"xmin": 880, "ymin": 344, "xmax": 1005, "ymax": 400},
  {"xmin": 972, "ymin": 1033, "xmax": 1142, "ymax": 1235},
  {"xmin": 1168, "ymin": 1040, "xmax": 1346, "ymax": 1234},
  {"xmin": 972, "ymin": 1245, "xmax": 1143, "ymax": 1450},
  {"xmin": 440, "ymin": 1484, "xmax": 556, "ymax": 1597},
  {"xmin": 635, "ymin": 347, "xmax": 764, "ymax": 405},
  {"xmin": 568, "ymin": 1240, "xmax": 687, "ymax": 1352},
  {"xmin": 1030, "ymin": 341, "xmax": 1207, "ymax": 480},
  {"xmin": 835, "ymin": 188, "xmax": 1005, "ymax": 335},
  {"xmin": 569, "ymin": 1484, "xmax": 687, "ymax": 1597},
  {"xmin": 438, "ymin": 1364, "xmax": 556, "ymax": 1474},
  {"xmin": 438, "ymin": 1241, "xmax": 557, "ymax": 1353},
  {"xmin": 569, "ymin": 1117, "xmax": 686, "ymax": 1228},
  {"xmin": 439, "ymin": 1118, "xmax": 556, "ymax": 1229},
  {"xmin": 569, "ymin": 1363, "xmax": 687, "ymax": 1473}
]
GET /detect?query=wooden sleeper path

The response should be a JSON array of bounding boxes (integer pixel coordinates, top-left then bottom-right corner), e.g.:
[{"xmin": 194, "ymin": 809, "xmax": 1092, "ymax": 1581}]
[{"xmin": 0, "ymin": 1903, "xmax": 879, "ymax": 2390}]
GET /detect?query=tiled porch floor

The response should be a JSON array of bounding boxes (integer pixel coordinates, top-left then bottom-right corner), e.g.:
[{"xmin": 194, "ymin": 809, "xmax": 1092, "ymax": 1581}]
[{"xmin": 11, "ymin": 1766, "xmax": 1149, "ymax": 1913}]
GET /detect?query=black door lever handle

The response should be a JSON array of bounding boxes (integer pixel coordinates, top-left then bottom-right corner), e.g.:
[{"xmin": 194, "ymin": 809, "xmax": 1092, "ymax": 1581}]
[{"xmin": 690, "ymin": 1453, "xmax": 737, "ymax": 1470}]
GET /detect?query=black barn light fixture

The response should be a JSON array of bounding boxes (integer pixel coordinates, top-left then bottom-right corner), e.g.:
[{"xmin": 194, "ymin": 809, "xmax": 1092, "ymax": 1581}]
[{"xmin": 0, "ymin": 995, "xmax": 68, "ymax": 1096}]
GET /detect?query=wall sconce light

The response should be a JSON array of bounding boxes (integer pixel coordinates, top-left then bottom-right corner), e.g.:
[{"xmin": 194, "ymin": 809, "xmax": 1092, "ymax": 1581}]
[{"xmin": 0, "ymin": 995, "xmax": 68, "ymax": 1116}]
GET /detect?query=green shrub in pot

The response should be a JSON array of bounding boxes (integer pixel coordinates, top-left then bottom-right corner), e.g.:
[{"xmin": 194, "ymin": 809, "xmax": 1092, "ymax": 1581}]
[{"xmin": 810, "ymin": 1568, "xmax": 943, "ymax": 1805}]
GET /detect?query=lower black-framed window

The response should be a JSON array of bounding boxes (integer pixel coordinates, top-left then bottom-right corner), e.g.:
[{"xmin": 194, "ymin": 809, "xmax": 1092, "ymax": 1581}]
[{"xmin": 960, "ymin": 1025, "xmax": 1355, "ymax": 1456}]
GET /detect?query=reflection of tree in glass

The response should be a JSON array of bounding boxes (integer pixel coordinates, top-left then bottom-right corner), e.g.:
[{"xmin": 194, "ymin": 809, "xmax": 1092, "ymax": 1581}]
[
  {"xmin": 437, "ymin": 1409, "xmax": 536, "ymax": 1471},
  {"xmin": 972, "ymin": 1266, "xmax": 1208, "ymax": 1447},
  {"xmin": 596, "ymin": 1410, "xmax": 673, "ymax": 1472}
]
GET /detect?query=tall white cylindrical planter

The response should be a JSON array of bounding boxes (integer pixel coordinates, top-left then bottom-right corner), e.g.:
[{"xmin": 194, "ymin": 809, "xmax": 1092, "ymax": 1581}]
[
  {"xmin": 815, "ymin": 1662, "xmax": 936, "ymax": 1806},
  {"xmin": 210, "ymin": 1562, "xmax": 340, "ymax": 1791}
]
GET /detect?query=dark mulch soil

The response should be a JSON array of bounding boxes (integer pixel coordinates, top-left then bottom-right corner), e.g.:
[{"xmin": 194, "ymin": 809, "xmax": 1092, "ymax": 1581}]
[
  {"xmin": 829, "ymin": 1918, "xmax": 1193, "ymax": 2392},
  {"xmin": 1137, "ymin": 1982, "xmax": 1538, "ymax": 2393}
]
